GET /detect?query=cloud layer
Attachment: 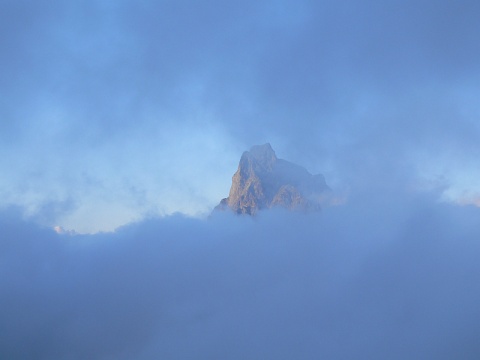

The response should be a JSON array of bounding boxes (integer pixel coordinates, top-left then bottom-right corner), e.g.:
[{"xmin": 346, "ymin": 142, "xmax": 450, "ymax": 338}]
[
  {"xmin": 1, "ymin": 0, "xmax": 480, "ymax": 231},
  {"xmin": 2, "ymin": 2, "xmax": 480, "ymax": 357},
  {"xmin": 2, "ymin": 189, "xmax": 480, "ymax": 359}
]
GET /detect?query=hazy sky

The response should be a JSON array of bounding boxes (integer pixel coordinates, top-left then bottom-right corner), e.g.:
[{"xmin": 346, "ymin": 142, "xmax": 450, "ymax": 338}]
[
  {"xmin": 3, "ymin": 2, "xmax": 480, "ymax": 358},
  {"xmin": 2, "ymin": 0, "xmax": 480, "ymax": 232}
]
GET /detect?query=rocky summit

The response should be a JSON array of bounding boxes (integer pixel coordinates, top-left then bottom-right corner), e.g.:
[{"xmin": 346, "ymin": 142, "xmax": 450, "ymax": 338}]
[{"xmin": 215, "ymin": 143, "xmax": 330, "ymax": 215}]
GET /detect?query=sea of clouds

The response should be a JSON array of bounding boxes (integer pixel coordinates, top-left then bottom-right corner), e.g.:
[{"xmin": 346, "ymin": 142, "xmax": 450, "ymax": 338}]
[{"xmin": 2, "ymin": 188, "xmax": 480, "ymax": 359}]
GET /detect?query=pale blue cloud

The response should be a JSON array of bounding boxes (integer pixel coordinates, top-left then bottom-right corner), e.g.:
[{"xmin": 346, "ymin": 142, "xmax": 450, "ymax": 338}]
[{"xmin": 1, "ymin": 0, "xmax": 480, "ymax": 231}]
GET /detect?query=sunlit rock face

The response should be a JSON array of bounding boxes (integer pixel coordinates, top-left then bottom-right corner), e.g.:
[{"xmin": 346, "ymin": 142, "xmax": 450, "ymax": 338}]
[{"xmin": 215, "ymin": 143, "xmax": 330, "ymax": 214}]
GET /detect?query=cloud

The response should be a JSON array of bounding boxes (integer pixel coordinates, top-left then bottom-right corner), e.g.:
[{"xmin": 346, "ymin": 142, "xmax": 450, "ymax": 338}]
[
  {"xmin": 2, "ymin": 190, "xmax": 480, "ymax": 359},
  {"xmin": 1, "ymin": 0, "xmax": 480, "ymax": 230},
  {"xmin": 2, "ymin": 2, "xmax": 480, "ymax": 356}
]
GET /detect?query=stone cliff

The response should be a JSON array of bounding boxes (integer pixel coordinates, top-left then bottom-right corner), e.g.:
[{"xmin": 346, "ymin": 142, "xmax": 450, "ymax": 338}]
[{"xmin": 215, "ymin": 143, "xmax": 330, "ymax": 214}]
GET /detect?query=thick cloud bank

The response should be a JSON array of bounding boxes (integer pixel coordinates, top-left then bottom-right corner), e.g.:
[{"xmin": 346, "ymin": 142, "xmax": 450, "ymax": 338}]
[{"xmin": 2, "ymin": 192, "xmax": 480, "ymax": 360}]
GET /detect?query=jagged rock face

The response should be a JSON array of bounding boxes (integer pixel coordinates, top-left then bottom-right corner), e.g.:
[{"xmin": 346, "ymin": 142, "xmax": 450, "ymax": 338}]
[{"xmin": 216, "ymin": 143, "xmax": 329, "ymax": 214}]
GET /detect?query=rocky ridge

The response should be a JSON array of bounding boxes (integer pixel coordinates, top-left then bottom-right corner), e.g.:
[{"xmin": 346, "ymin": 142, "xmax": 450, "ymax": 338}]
[{"xmin": 215, "ymin": 143, "xmax": 330, "ymax": 214}]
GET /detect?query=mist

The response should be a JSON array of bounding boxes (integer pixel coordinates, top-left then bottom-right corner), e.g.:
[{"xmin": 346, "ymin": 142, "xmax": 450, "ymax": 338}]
[
  {"xmin": 2, "ymin": 188, "xmax": 480, "ymax": 359},
  {"xmin": 2, "ymin": 0, "xmax": 480, "ymax": 231},
  {"xmin": 2, "ymin": 0, "xmax": 480, "ymax": 358}
]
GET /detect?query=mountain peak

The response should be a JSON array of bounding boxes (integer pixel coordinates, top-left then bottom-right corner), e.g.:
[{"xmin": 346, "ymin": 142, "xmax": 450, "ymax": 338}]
[
  {"xmin": 215, "ymin": 144, "xmax": 330, "ymax": 215},
  {"xmin": 238, "ymin": 143, "xmax": 277, "ymax": 175},
  {"xmin": 248, "ymin": 143, "xmax": 276, "ymax": 162}
]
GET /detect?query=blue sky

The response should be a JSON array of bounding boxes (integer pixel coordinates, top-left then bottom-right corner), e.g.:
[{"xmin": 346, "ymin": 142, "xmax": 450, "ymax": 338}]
[{"xmin": 1, "ymin": 0, "xmax": 480, "ymax": 233}]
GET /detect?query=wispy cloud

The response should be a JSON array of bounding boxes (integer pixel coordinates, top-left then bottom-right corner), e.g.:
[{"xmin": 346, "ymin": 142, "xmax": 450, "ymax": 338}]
[{"xmin": 1, "ymin": 0, "xmax": 480, "ymax": 230}]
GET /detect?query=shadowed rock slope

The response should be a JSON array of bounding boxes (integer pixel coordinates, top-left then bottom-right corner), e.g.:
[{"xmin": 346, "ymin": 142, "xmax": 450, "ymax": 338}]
[{"xmin": 215, "ymin": 143, "xmax": 330, "ymax": 215}]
